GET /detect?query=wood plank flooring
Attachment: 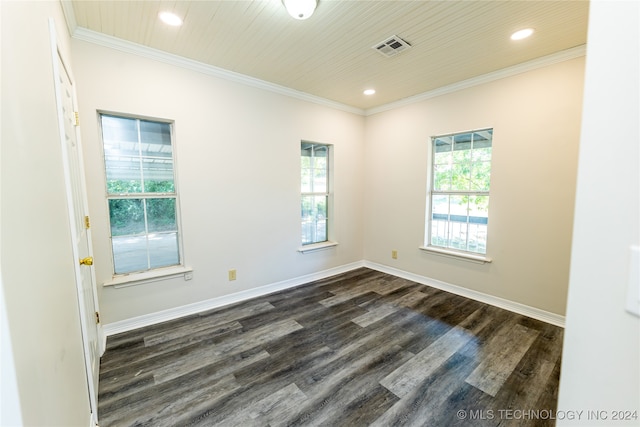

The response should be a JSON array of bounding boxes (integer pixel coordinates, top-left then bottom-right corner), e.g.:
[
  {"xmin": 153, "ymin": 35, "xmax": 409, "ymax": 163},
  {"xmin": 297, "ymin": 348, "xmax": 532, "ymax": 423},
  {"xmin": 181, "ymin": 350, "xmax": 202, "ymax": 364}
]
[{"xmin": 98, "ymin": 268, "xmax": 563, "ymax": 427}]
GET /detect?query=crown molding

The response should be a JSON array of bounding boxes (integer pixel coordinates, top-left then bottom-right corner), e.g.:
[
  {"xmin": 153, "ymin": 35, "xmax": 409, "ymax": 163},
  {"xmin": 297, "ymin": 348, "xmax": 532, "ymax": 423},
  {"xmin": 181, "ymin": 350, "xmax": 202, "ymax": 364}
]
[
  {"xmin": 364, "ymin": 44, "xmax": 587, "ymax": 116},
  {"xmin": 70, "ymin": 22, "xmax": 585, "ymax": 119},
  {"xmin": 59, "ymin": 0, "xmax": 77, "ymax": 37},
  {"xmin": 71, "ymin": 27, "xmax": 365, "ymax": 116}
]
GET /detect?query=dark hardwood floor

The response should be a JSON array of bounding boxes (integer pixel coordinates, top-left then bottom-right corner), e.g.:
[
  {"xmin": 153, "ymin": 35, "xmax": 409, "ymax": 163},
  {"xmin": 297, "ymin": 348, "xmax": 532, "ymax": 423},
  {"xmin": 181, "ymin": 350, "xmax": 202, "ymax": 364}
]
[{"xmin": 98, "ymin": 268, "xmax": 563, "ymax": 426}]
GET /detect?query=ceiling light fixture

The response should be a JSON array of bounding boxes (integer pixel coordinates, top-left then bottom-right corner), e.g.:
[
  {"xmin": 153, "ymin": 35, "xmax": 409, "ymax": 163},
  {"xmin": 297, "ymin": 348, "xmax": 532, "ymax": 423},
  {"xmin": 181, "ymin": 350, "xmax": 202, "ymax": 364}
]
[
  {"xmin": 282, "ymin": 0, "xmax": 317, "ymax": 20},
  {"xmin": 511, "ymin": 28, "xmax": 534, "ymax": 40},
  {"xmin": 159, "ymin": 11, "xmax": 183, "ymax": 26},
  {"xmin": 363, "ymin": 89, "xmax": 376, "ymax": 96}
]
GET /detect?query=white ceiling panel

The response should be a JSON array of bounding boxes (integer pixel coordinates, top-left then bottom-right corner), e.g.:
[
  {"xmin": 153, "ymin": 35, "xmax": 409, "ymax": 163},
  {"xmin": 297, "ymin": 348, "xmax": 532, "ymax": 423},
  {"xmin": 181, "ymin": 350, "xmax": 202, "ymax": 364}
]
[{"xmin": 69, "ymin": 0, "xmax": 589, "ymax": 110}]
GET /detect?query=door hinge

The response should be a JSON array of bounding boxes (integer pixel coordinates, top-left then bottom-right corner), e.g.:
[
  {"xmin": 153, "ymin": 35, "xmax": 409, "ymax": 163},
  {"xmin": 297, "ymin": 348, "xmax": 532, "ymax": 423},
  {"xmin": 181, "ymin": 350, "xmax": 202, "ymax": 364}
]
[
  {"xmin": 74, "ymin": 111, "xmax": 80, "ymax": 126},
  {"xmin": 95, "ymin": 312, "xmax": 100, "ymax": 324},
  {"xmin": 84, "ymin": 215, "xmax": 91, "ymax": 229}
]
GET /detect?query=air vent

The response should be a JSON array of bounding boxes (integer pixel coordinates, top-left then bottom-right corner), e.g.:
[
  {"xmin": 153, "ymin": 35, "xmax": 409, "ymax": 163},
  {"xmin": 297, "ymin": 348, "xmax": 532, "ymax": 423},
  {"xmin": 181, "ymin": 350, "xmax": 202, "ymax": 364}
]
[{"xmin": 373, "ymin": 35, "xmax": 411, "ymax": 57}]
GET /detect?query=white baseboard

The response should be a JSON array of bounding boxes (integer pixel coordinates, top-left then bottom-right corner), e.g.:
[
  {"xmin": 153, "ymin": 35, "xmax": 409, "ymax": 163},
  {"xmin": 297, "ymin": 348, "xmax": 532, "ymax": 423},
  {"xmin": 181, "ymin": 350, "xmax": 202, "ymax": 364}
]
[
  {"xmin": 103, "ymin": 259, "xmax": 564, "ymax": 338},
  {"xmin": 364, "ymin": 261, "xmax": 565, "ymax": 327},
  {"xmin": 102, "ymin": 261, "xmax": 366, "ymax": 337}
]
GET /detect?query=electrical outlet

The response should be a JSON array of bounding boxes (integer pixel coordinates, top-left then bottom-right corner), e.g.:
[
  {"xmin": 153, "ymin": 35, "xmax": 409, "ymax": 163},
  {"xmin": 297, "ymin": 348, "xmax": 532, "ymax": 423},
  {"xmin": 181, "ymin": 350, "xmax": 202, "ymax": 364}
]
[
  {"xmin": 392, "ymin": 250, "xmax": 398, "ymax": 259},
  {"xmin": 228, "ymin": 269, "xmax": 237, "ymax": 281}
]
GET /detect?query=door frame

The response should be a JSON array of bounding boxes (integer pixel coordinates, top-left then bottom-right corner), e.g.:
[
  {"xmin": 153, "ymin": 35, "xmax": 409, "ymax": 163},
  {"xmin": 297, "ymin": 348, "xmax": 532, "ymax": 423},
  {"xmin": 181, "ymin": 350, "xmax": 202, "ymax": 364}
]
[{"xmin": 48, "ymin": 18, "xmax": 102, "ymax": 425}]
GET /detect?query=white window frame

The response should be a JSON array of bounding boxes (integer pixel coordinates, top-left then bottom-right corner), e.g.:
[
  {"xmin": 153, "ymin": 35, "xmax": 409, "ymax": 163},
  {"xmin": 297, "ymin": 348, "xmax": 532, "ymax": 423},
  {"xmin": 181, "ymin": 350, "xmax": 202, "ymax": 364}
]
[
  {"xmin": 98, "ymin": 112, "xmax": 187, "ymax": 279},
  {"xmin": 299, "ymin": 141, "xmax": 337, "ymax": 253},
  {"xmin": 421, "ymin": 128, "xmax": 493, "ymax": 263}
]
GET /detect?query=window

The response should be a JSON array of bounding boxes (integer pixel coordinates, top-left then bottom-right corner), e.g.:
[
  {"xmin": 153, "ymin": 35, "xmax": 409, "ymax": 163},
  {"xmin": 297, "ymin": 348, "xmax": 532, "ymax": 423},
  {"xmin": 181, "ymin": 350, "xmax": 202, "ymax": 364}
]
[
  {"xmin": 427, "ymin": 129, "xmax": 493, "ymax": 255},
  {"xmin": 301, "ymin": 142, "xmax": 330, "ymax": 245},
  {"xmin": 99, "ymin": 114, "xmax": 182, "ymax": 275}
]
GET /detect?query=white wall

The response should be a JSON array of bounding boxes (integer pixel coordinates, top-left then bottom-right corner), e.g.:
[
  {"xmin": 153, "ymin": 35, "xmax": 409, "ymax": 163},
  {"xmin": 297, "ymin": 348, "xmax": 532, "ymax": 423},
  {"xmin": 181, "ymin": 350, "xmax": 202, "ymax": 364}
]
[
  {"xmin": 1, "ymin": 278, "xmax": 22, "ymax": 427},
  {"xmin": 71, "ymin": 40, "xmax": 366, "ymax": 323},
  {"xmin": 1, "ymin": 1, "xmax": 91, "ymax": 425},
  {"xmin": 558, "ymin": 1, "xmax": 640, "ymax": 424},
  {"xmin": 363, "ymin": 57, "xmax": 585, "ymax": 316}
]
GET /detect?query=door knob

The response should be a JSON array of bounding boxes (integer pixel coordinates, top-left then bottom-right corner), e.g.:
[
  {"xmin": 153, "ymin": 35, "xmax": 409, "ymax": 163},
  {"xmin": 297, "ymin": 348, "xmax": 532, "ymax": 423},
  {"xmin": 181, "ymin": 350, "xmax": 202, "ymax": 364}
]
[{"xmin": 79, "ymin": 257, "xmax": 94, "ymax": 266}]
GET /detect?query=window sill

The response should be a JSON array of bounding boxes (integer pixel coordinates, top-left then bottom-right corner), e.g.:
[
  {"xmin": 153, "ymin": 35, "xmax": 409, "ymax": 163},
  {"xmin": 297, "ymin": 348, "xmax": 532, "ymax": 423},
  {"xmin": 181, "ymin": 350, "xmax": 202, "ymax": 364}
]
[
  {"xmin": 103, "ymin": 265, "xmax": 193, "ymax": 288},
  {"xmin": 298, "ymin": 241, "xmax": 338, "ymax": 253},
  {"xmin": 419, "ymin": 246, "xmax": 492, "ymax": 264}
]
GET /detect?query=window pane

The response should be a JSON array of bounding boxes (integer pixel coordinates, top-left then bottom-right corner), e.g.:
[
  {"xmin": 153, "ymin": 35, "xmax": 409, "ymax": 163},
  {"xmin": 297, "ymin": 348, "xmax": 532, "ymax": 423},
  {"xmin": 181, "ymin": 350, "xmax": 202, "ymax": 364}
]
[
  {"xmin": 301, "ymin": 194, "xmax": 327, "ymax": 244},
  {"xmin": 452, "ymin": 138, "xmax": 472, "ymax": 191},
  {"xmin": 301, "ymin": 166, "xmax": 312, "ymax": 193},
  {"xmin": 105, "ymin": 155, "xmax": 142, "ymax": 193},
  {"xmin": 434, "ymin": 150, "xmax": 451, "ymax": 168},
  {"xmin": 434, "ymin": 136, "xmax": 452, "ymax": 154},
  {"xmin": 101, "ymin": 114, "xmax": 182, "ymax": 275},
  {"xmin": 449, "ymin": 220, "xmax": 468, "ymax": 251},
  {"xmin": 472, "ymin": 146, "xmax": 492, "ymax": 161},
  {"xmin": 432, "ymin": 194, "xmax": 449, "ymax": 217},
  {"xmin": 452, "ymin": 147, "xmax": 471, "ymax": 163},
  {"xmin": 108, "ymin": 199, "xmax": 145, "ymax": 236},
  {"xmin": 102, "ymin": 116, "xmax": 142, "ymax": 199},
  {"xmin": 301, "ymin": 143, "xmax": 328, "ymax": 194},
  {"xmin": 301, "ymin": 142, "xmax": 330, "ymax": 245},
  {"xmin": 431, "ymin": 195, "xmax": 449, "ymax": 247},
  {"xmin": 450, "ymin": 161, "xmax": 471, "ymax": 191},
  {"xmin": 467, "ymin": 195, "xmax": 489, "ymax": 253},
  {"xmin": 468, "ymin": 195, "xmax": 489, "ymax": 223},
  {"xmin": 101, "ymin": 116, "xmax": 139, "ymax": 157},
  {"xmin": 473, "ymin": 130, "xmax": 493, "ymax": 149},
  {"xmin": 112, "ymin": 235, "xmax": 148, "ymax": 274},
  {"xmin": 448, "ymin": 195, "xmax": 468, "ymax": 250},
  {"xmin": 471, "ymin": 132, "xmax": 492, "ymax": 191},
  {"xmin": 142, "ymin": 158, "xmax": 175, "ymax": 192},
  {"xmin": 313, "ymin": 168, "xmax": 327, "ymax": 193},
  {"xmin": 470, "ymin": 160, "xmax": 491, "ymax": 191},
  {"xmin": 147, "ymin": 198, "xmax": 177, "ymax": 232},
  {"xmin": 454, "ymin": 133, "xmax": 472, "ymax": 151},
  {"xmin": 467, "ymin": 223, "xmax": 487, "ymax": 253},
  {"xmin": 449, "ymin": 194, "xmax": 468, "ymax": 222},
  {"xmin": 139, "ymin": 120, "xmax": 172, "ymax": 158},
  {"xmin": 428, "ymin": 129, "xmax": 492, "ymax": 254},
  {"xmin": 149, "ymin": 232, "xmax": 179, "ymax": 269},
  {"xmin": 433, "ymin": 164, "xmax": 451, "ymax": 191},
  {"xmin": 312, "ymin": 144, "xmax": 328, "ymax": 158}
]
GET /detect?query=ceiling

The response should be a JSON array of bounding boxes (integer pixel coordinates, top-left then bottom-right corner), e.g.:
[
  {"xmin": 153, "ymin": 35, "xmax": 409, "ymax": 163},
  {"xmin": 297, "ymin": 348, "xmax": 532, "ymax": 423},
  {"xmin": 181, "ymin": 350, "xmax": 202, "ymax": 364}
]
[{"xmin": 67, "ymin": 0, "xmax": 589, "ymax": 111}]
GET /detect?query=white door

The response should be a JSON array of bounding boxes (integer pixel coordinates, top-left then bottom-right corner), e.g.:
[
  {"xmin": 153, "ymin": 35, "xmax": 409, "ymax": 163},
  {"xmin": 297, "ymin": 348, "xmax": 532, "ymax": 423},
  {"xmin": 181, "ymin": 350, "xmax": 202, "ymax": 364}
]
[{"xmin": 49, "ymin": 20, "xmax": 101, "ymax": 424}]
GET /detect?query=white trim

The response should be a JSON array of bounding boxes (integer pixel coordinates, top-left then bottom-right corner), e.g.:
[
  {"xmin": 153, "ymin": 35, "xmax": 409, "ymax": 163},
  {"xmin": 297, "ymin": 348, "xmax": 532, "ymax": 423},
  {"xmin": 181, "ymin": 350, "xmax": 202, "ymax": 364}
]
[
  {"xmin": 364, "ymin": 45, "xmax": 587, "ymax": 116},
  {"xmin": 419, "ymin": 246, "xmax": 492, "ymax": 264},
  {"xmin": 102, "ymin": 261, "xmax": 365, "ymax": 336},
  {"xmin": 104, "ymin": 265, "xmax": 194, "ymax": 288},
  {"xmin": 49, "ymin": 19, "xmax": 99, "ymax": 425},
  {"xmin": 364, "ymin": 261, "xmax": 565, "ymax": 327},
  {"xmin": 103, "ymin": 259, "xmax": 564, "ymax": 339},
  {"xmin": 68, "ymin": 27, "xmax": 584, "ymax": 119},
  {"xmin": 59, "ymin": 0, "xmax": 77, "ymax": 36},
  {"xmin": 71, "ymin": 28, "xmax": 364, "ymax": 116},
  {"xmin": 298, "ymin": 241, "xmax": 338, "ymax": 253},
  {"xmin": 96, "ymin": 324, "xmax": 105, "ymax": 357}
]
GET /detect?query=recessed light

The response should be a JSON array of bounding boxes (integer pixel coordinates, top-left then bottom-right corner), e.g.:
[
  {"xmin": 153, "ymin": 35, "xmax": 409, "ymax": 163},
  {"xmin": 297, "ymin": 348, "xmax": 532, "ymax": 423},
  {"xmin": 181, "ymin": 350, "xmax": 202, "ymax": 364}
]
[
  {"xmin": 511, "ymin": 28, "xmax": 534, "ymax": 40},
  {"xmin": 364, "ymin": 89, "xmax": 376, "ymax": 96},
  {"xmin": 159, "ymin": 11, "xmax": 183, "ymax": 26}
]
